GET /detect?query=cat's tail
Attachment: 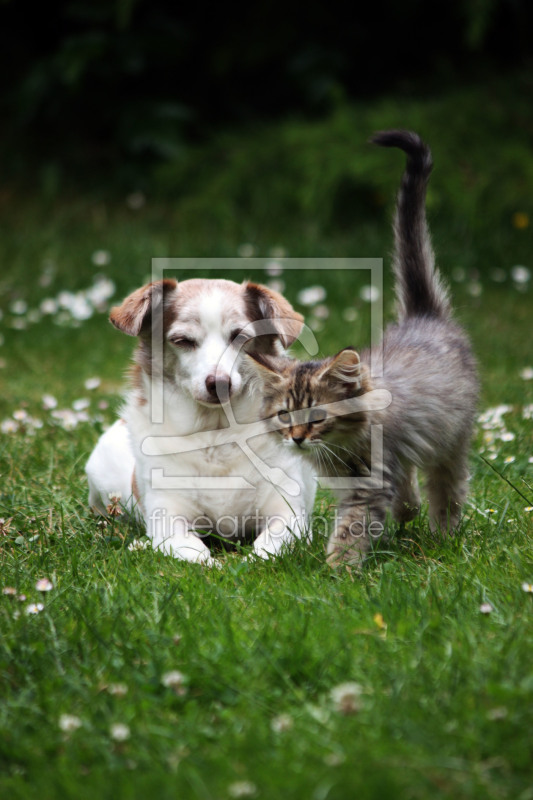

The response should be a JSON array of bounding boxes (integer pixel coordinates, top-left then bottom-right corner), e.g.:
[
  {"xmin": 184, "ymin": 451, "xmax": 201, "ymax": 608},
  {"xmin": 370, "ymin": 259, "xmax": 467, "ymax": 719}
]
[{"xmin": 371, "ymin": 130, "xmax": 451, "ymax": 321}]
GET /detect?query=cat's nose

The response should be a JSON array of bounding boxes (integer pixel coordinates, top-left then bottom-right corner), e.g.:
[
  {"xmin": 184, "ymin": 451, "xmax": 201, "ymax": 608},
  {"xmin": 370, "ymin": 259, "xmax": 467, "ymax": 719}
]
[{"xmin": 292, "ymin": 436, "xmax": 305, "ymax": 448}]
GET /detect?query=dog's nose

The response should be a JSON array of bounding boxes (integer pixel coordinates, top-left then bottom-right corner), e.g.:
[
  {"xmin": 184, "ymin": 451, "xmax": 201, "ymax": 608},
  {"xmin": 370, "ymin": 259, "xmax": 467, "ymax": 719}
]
[{"xmin": 205, "ymin": 373, "xmax": 232, "ymax": 401}]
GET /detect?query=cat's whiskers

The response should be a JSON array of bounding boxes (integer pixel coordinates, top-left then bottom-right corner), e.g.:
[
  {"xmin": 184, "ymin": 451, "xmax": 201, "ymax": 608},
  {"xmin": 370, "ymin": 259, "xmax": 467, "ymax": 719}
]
[
  {"xmin": 319, "ymin": 441, "xmax": 353, "ymax": 472},
  {"xmin": 314, "ymin": 441, "xmax": 338, "ymax": 474}
]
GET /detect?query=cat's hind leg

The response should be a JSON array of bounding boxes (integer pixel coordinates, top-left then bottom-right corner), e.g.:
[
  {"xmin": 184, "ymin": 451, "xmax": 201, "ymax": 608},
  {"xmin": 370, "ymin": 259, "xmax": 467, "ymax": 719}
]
[
  {"xmin": 426, "ymin": 454, "xmax": 469, "ymax": 533},
  {"xmin": 392, "ymin": 465, "xmax": 421, "ymax": 524}
]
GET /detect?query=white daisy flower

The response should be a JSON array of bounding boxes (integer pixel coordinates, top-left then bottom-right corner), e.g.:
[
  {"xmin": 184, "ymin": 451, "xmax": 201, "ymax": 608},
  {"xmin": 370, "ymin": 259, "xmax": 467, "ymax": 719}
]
[
  {"xmin": 479, "ymin": 603, "xmax": 493, "ymax": 614},
  {"xmin": 467, "ymin": 281, "xmax": 483, "ymax": 297},
  {"xmin": 59, "ymin": 714, "xmax": 82, "ymax": 733},
  {"xmin": 270, "ymin": 713, "xmax": 293, "ymax": 733},
  {"xmin": 161, "ymin": 670, "xmax": 186, "ymax": 689},
  {"xmin": 86, "ymin": 277, "xmax": 116, "ymax": 307},
  {"xmin": 84, "ymin": 377, "xmax": 101, "ymax": 391},
  {"xmin": 2, "ymin": 419, "xmax": 19, "ymax": 434},
  {"xmin": 42, "ymin": 394, "xmax": 58, "ymax": 410},
  {"xmin": 342, "ymin": 307, "xmax": 358, "ymax": 322},
  {"xmin": 313, "ymin": 304, "xmax": 330, "ymax": 319},
  {"xmin": 297, "ymin": 285, "xmax": 327, "ymax": 306},
  {"xmin": 57, "ymin": 291, "xmax": 76, "ymax": 309},
  {"xmin": 127, "ymin": 539, "xmax": 150, "ymax": 551},
  {"xmin": 499, "ymin": 432, "xmax": 515, "ymax": 442},
  {"xmin": 511, "ymin": 265, "xmax": 530, "ymax": 284},
  {"xmin": 107, "ymin": 683, "xmax": 128, "ymax": 697},
  {"xmin": 25, "ymin": 603, "xmax": 44, "ymax": 615},
  {"xmin": 69, "ymin": 295, "xmax": 93, "ymax": 321},
  {"xmin": 72, "ymin": 398, "xmax": 90, "ymax": 412},
  {"xmin": 10, "ymin": 299, "xmax": 28, "ymax": 315},
  {"xmin": 520, "ymin": 367, "xmax": 533, "ymax": 381},
  {"xmin": 228, "ymin": 781, "xmax": 257, "ymax": 798},
  {"xmin": 35, "ymin": 578, "xmax": 53, "ymax": 592},
  {"xmin": 51, "ymin": 409, "xmax": 79, "ymax": 430},
  {"xmin": 308, "ymin": 318, "xmax": 324, "ymax": 332},
  {"xmin": 38, "ymin": 299, "xmax": 58, "ymax": 316},
  {"xmin": 330, "ymin": 682, "xmax": 363, "ymax": 714},
  {"xmin": 237, "ymin": 243, "xmax": 255, "ymax": 258},
  {"xmin": 359, "ymin": 285, "xmax": 380, "ymax": 303},
  {"xmin": 110, "ymin": 722, "xmax": 130, "ymax": 742},
  {"xmin": 92, "ymin": 250, "xmax": 111, "ymax": 266},
  {"xmin": 522, "ymin": 404, "xmax": 533, "ymax": 420},
  {"xmin": 521, "ymin": 581, "xmax": 533, "ymax": 592},
  {"xmin": 265, "ymin": 260, "xmax": 284, "ymax": 276}
]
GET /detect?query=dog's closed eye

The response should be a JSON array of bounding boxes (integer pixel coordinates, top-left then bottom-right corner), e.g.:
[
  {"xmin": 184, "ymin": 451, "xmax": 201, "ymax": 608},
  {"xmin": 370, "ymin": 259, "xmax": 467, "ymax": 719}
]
[
  {"xmin": 229, "ymin": 328, "xmax": 250, "ymax": 344},
  {"xmin": 169, "ymin": 336, "xmax": 198, "ymax": 350}
]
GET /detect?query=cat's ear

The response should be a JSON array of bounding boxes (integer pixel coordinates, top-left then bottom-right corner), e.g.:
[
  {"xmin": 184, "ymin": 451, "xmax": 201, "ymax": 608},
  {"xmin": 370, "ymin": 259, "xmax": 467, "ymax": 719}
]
[
  {"xmin": 110, "ymin": 279, "xmax": 178, "ymax": 336},
  {"xmin": 320, "ymin": 347, "xmax": 362, "ymax": 384},
  {"xmin": 246, "ymin": 352, "xmax": 285, "ymax": 386},
  {"xmin": 243, "ymin": 282, "xmax": 304, "ymax": 348}
]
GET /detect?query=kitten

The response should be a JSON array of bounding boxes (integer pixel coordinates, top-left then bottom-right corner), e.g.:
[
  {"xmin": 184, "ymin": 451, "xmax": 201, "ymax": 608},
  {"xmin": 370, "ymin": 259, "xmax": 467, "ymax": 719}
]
[{"xmin": 252, "ymin": 130, "xmax": 479, "ymax": 567}]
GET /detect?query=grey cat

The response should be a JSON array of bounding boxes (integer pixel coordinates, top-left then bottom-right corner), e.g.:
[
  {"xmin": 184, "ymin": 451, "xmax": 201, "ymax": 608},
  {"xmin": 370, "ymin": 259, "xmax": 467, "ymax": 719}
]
[{"xmin": 251, "ymin": 130, "xmax": 479, "ymax": 567}]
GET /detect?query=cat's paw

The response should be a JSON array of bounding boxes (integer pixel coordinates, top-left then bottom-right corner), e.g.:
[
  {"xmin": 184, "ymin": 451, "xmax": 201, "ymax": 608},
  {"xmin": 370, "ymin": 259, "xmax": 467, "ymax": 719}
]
[
  {"xmin": 392, "ymin": 500, "xmax": 421, "ymax": 524},
  {"xmin": 326, "ymin": 528, "xmax": 367, "ymax": 570}
]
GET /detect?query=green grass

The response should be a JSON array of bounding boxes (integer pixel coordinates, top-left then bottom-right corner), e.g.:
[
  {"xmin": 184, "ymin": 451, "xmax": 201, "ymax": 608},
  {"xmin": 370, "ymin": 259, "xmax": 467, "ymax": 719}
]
[{"xmin": 1, "ymin": 74, "xmax": 533, "ymax": 798}]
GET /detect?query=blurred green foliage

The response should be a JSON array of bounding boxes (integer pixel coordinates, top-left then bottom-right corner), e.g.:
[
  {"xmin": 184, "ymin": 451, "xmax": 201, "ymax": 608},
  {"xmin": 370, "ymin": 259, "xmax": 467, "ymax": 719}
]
[
  {"xmin": 2, "ymin": 0, "xmax": 532, "ymax": 184},
  {"xmin": 156, "ymin": 76, "xmax": 533, "ymax": 247}
]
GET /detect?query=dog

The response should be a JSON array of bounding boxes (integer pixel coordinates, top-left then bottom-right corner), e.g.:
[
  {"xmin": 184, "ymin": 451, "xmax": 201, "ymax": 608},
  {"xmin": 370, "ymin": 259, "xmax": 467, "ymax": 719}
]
[{"xmin": 86, "ymin": 277, "xmax": 316, "ymax": 564}]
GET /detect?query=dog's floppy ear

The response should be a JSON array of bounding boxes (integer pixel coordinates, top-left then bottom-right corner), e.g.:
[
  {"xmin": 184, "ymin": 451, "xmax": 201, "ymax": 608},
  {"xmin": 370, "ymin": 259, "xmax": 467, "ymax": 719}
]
[
  {"xmin": 243, "ymin": 282, "xmax": 304, "ymax": 348},
  {"xmin": 109, "ymin": 279, "xmax": 177, "ymax": 336}
]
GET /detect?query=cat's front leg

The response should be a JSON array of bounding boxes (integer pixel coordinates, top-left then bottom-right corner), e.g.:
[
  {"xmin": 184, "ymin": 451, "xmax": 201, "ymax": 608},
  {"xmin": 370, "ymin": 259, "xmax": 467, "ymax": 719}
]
[{"xmin": 326, "ymin": 488, "xmax": 393, "ymax": 569}]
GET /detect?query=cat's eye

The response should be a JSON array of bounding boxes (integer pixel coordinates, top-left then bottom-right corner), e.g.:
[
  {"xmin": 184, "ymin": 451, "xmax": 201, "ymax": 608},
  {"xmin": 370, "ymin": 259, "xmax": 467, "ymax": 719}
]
[
  {"xmin": 170, "ymin": 336, "xmax": 197, "ymax": 349},
  {"xmin": 277, "ymin": 409, "xmax": 291, "ymax": 425},
  {"xmin": 309, "ymin": 408, "xmax": 327, "ymax": 424}
]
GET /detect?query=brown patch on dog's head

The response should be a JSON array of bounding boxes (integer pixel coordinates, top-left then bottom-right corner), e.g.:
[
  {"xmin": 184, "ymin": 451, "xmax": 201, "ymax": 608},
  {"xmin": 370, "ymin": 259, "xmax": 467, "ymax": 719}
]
[
  {"xmin": 109, "ymin": 279, "xmax": 178, "ymax": 337},
  {"xmin": 243, "ymin": 282, "xmax": 304, "ymax": 349}
]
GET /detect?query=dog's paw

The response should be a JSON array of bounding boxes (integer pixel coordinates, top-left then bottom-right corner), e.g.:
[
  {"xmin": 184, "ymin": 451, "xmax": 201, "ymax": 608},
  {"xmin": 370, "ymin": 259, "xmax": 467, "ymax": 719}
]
[
  {"xmin": 251, "ymin": 530, "xmax": 281, "ymax": 560},
  {"xmin": 154, "ymin": 534, "xmax": 213, "ymax": 565}
]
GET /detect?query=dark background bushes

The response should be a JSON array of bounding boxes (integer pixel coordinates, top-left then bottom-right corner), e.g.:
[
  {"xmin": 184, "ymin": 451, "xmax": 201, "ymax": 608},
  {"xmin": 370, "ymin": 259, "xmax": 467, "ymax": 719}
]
[{"xmin": 2, "ymin": 0, "xmax": 532, "ymax": 187}]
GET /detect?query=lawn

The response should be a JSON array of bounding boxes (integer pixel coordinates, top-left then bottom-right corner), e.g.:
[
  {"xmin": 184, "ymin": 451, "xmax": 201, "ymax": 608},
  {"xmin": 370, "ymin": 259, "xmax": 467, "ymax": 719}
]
[{"xmin": 1, "ymin": 75, "xmax": 533, "ymax": 799}]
